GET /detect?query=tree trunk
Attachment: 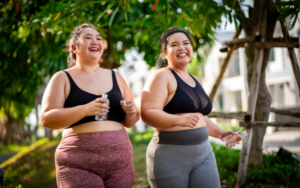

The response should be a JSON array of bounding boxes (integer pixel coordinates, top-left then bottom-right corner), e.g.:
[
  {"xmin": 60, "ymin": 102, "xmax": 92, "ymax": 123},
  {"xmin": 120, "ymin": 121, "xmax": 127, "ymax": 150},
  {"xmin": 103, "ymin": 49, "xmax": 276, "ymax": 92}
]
[
  {"xmin": 100, "ymin": 27, "xmax": 120, "ymax": 69},
  {"xmin": 247, "ymin": 2, "xmax": 277, "ymax": 164},
  {"xmin": 0, "ymin": 120, "xmax": 6, "ymax": 145},
  {"xmin": 3, "ymin": 109, "xmax": 15, "ymax": 146}
]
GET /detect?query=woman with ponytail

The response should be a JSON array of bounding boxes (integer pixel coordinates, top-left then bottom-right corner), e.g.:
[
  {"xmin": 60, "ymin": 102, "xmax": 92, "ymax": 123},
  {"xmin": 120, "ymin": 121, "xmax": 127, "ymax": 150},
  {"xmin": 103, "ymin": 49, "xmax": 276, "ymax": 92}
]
[
  {"xmin": 40, "ymin": 23, "xmax": 139, "ymax": 188},
  {"xmin": 141, "ymin": 27, "xmax": 241, "ymax": 188}
]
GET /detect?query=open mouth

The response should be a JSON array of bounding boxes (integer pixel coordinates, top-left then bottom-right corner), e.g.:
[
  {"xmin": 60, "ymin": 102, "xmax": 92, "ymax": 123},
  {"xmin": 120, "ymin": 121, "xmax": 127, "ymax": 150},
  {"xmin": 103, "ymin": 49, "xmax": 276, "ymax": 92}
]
[
  {"xmin": 89, "ymin": 47, "xmax": 99, "ymax": 52},
  {"xmin": 177, "ymin": 53, "xmax": 188, "ymax": 57}
]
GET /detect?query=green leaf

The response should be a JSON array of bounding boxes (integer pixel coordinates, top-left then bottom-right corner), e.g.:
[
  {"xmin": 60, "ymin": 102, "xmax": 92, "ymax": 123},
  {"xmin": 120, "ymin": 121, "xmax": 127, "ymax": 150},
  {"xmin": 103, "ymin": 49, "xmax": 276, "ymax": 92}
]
[
  {"xmin": 97, "ymin": 2, "xmax": 117, "ymax": 21},
  {"xmin": 109, "ymin": 5, "xmax": 120, "ymax": 28},
  {"xmin": 97, "ymin": 9, "xmax": 108, "ymax": 21},
  {"xmin": 276, "ymin": 1, "xmax": 298, "ymax": 7},
  {"xmin": 290, "ymin": 13, "xmax": 298, "ymax": 28},
  {"xmin": 164, "ymin": 0, "xmax": 169, "ymax": 14},
  {"xmin": 174, "ymin": 0, "xmax": 192, "ymax": 17},
  {"xmin": 276, "ymin": 9, "xmax": 294, "ymax": 21},
  {"xmin": 232, "ymin": 0, "xmax": 237, "ymax": 8},
  {"xmin": 50, "ymin": 3, "xmax": 56, "ymax": 12},
  {"xmin": 55, "ymin": 3, "xmax": 65, "ymax": 12},
  {"xmin": 88, "ymin": 0, "xmax": 108, "ymax": 4},
  {"xmin": 124, "ymin": 12, "xmax": 128, "ymax": 21},
  {"xmin": 126, "ymin": 3, "xmax": 132, "ymax": 13}
]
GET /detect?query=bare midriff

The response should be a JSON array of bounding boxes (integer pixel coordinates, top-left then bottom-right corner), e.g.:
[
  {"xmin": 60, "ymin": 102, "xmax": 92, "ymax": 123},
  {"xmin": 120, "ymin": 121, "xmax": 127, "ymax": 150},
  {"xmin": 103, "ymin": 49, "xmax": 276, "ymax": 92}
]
[
  {"xmin": 155, "ymin": 112, "xmax": 207, "ymax": 132},
  {"xmin": 62, "ymin": 121, "xmax": 124, "ymax": 136}
]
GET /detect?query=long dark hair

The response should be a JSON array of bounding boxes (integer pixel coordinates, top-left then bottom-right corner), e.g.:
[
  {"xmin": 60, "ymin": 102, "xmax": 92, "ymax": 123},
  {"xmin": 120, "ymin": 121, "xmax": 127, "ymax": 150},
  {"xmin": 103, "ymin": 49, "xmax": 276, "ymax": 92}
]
[
  {"xmin": 64, "ymin": 23, "xmax": 100, "ymax": 68},
  {"xmin": 156, "ymin": 27, "xmax": 195, "ymax": 68}
]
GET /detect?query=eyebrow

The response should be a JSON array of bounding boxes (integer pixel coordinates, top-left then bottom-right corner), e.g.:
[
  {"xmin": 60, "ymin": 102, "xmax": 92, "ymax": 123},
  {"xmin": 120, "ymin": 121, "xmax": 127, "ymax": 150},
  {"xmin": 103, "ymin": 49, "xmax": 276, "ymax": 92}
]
[
  {"xmin": 169, "ymin": 40, "xmax": 189, "ymax": 45},
  {"xmin": 83, "ymin": 34, "xmax": 101, "ymax": 37}
]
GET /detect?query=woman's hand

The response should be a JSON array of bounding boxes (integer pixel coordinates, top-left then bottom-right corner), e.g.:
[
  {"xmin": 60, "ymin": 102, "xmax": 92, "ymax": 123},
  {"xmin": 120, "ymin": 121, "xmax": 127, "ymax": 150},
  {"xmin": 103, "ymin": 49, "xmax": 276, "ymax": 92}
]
[
  {"xmin": 176, "ymin": 113, "xmax": 200, "ymax": 129},
  {"xmin": 121, "ymin": 99, "xmax": 137, "ymax": 115},
  {"xmin": 83, "ymin": 98, "xmax": 109, "ymax": 117},
  {"xmin": 220, "ymin": 131, "xmax": 242, "ymax": 147}
]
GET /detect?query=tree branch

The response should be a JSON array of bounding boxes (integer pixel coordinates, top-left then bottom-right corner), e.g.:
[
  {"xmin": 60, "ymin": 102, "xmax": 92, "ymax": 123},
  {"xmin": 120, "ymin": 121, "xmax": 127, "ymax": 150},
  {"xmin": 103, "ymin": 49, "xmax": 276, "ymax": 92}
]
[
  {"xmin": 232, "ymin": 0, "xmax": 248, "ymax": 28},
  {"xmin": 249, "ymin": 0, "xmax": 264, "ymax": 29}
]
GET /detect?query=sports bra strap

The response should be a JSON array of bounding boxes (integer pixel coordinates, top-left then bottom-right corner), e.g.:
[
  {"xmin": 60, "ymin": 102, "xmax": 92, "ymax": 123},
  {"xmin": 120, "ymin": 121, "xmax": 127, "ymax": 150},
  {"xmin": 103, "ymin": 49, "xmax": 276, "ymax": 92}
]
[
  {"xmin": 111, "ymin": 70, "xmax": 118, "ymax": 86},
  {"xmin": 63, "ymin": 71, "xmax": 76, "ymax": 88}
]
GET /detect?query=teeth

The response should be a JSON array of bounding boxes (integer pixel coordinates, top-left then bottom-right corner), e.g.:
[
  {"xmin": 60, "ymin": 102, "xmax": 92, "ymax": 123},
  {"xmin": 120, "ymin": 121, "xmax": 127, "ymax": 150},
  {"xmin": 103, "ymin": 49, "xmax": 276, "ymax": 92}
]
[
  {"xmin": 178, "ymin": 53, "xmax": 187, "ymax": 57},
  {"xmin": 89, "ymin": 48, "xmax": 98, "ymax": 51}
]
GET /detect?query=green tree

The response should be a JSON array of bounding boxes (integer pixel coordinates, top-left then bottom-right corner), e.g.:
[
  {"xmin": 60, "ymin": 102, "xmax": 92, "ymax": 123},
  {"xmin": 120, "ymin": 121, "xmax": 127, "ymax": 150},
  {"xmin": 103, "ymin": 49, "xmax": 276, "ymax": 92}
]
[
  {"xmin": 1, "ymin": 0, "xmax": 224, "ymax": 144},
  {"xmin": 0, "ymin": 0, "xmax": 66, "ymax": 144}
]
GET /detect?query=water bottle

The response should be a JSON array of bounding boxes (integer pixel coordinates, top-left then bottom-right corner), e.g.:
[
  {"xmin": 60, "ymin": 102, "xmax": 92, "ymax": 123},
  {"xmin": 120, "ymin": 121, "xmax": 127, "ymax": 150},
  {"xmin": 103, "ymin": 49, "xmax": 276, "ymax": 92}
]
[
  {"xmin": 95, "ymin": 94, "xmax": 109, "ymax": 121},
  {"xmin": 223, "ymin": 130, "xmax": 248, "ymax": 147}
]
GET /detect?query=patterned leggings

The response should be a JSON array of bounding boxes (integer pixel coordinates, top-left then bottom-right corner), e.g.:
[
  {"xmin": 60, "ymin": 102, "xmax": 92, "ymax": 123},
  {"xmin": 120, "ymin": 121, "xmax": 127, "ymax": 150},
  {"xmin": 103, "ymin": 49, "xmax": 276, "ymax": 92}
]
[
  {"xmin": 55, "ymin": 129, "xmax": 134, "ymax": 188},
  {"xmin": 147, "ymin": 139, "xmax": 221, "ymax": 188}
]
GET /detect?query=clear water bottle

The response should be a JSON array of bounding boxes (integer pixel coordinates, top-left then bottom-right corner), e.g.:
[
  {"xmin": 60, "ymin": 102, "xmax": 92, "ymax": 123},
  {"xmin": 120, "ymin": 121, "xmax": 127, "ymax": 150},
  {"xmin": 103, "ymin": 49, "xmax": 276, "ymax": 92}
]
[
  {"xmin": 223, "ymin": 130, "xmax": 248, "ymax": 147},
  {"xmin": 95, "ymin": 94, "xmax": 109, "ymax": 121}
]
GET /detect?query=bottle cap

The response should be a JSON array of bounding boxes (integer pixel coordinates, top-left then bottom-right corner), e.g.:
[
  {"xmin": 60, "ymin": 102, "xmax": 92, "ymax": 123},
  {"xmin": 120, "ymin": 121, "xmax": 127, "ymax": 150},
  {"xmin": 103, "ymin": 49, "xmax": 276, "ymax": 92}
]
[
  {"xmin": 238, "ymin": 130, "xmax": 247, "ymax": 137},
  {"xmin": 102, "ymin": 93, "xmax": 108, "ymax": 98}
]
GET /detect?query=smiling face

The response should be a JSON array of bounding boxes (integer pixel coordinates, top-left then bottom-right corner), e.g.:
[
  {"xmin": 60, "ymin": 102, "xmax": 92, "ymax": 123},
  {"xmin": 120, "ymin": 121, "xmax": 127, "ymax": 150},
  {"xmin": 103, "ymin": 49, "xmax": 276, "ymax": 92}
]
[
  {"xmin": 73, "ymin": 27, "xmax": 104, "ymax": 63},
  {"xmin": 163, "ymin": 32, "xmax": 193, "ymax": 67}
]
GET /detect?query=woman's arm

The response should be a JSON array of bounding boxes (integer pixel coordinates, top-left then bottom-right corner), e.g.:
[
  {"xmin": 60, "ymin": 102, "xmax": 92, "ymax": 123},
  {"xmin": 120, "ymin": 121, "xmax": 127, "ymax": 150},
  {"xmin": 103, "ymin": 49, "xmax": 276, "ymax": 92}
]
[
  {"xmin": 141, "ymin": 70, "xmax": 199, "ymax": 129},
  {"xmin": 40, "ymin": 71, "xmax": 107, "ymax": 130},
  {"xmin": 204, "ymin": 116, "xmax": 240, "ymax": 142},
  {"xmin": 115, "ymin": 72, "xmax": 140, "ymax": 128}
]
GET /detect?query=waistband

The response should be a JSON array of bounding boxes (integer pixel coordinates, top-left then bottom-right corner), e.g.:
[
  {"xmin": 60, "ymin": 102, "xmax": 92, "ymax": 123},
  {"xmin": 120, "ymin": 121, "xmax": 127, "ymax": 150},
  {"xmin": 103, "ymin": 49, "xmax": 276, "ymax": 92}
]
[
  {"xmin": 59, "ymin": 128, "xmax": 130, "ymax": 149},
  {"xmin": 152, "ymin": 127, "xmax": 209, "ymax": 145}
]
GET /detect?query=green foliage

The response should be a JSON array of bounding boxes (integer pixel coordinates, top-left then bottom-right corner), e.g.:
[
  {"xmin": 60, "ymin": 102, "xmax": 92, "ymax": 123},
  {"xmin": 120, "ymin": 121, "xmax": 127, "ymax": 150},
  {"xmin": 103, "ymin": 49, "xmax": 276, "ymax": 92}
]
[
  {"xmin": 217, "ymin": 122, "xmax": 242, "ymax": 132},
  {"xmin": 246, "ymin": 151, "xmax": 300, "ymax": 187},
  {"xmin": 128, "ymin": 130, "xmax": 154, "ymax": 145},
  {"xmin": 31, "ymin": 0, "xmax": 226, "ymax": 68},
  {"xmin": 276, "ymin": 0, "xmax": 300, "ymax": 29},
  {"xmin": 0, "ymin": 0, "xmax": 66, "ymax": 125},
  {"xmin": 1, "ymin": 138, "xmax": 59, "ymax": 188}
]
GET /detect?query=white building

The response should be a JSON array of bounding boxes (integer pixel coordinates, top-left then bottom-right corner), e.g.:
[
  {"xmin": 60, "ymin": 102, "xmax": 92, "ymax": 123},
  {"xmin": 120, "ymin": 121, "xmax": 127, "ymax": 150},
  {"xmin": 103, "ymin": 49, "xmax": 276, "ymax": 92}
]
[{"xmin": 202, "ymin": 22, "xmax": 300, "ymax": 129}]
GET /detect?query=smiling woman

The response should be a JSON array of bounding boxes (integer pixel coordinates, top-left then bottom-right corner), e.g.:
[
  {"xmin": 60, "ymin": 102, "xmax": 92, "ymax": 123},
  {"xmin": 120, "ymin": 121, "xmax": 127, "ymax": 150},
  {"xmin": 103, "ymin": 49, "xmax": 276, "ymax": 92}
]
[
  {"xmin": 40, "ymin": 23, "xmax": 140, "ymax": 188},
  {"xmin": 141, "ymin": 27, "xmax": 242, "ymax": 188}
]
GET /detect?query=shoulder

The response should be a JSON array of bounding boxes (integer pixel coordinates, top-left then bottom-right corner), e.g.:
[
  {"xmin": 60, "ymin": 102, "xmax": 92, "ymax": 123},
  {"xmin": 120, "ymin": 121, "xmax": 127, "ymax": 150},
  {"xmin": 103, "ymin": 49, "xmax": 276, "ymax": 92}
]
[
  {"xmin": 112, "ymin": 70, "xmax": 128, "ymax": 90},
  {"xmin": 51, "ymin": 70, "xmax": 68, "ymax": 82},
  {"xmin": 113, "ymin": 70, "xmax": 122, "ymax": 78},
  {"xmin": 151, "ymin": 67, "xmax": 174, "ymax": 81},
  {"xmin": 143, "ymin": 67, "xmax": 174, "ymax": 91},
  {"xmin": 191, "ymin": 74, "xmax": 202, "ymax": 84},
  {"xmin": 113, "ymin": 70, "xmax": 125, "ymax": 82}
]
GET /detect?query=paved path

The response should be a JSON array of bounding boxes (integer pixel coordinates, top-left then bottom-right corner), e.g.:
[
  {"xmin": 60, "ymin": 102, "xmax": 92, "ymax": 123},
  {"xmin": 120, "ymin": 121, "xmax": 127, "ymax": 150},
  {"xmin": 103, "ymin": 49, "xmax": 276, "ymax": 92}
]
[{"xmin": 209, "ymin": 130, "xmax": 300, "ymax": 154}]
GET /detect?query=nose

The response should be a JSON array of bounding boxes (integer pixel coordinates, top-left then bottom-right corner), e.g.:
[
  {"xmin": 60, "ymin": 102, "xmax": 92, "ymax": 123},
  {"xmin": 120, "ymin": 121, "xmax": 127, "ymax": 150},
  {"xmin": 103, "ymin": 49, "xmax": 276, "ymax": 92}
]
[
  {"xmin": 91, "ymin": 37, "xmax": 97, "ymax": 45},
  {"xmin": 178, "ymin": 44, "xmax": 184, "ymax": 50}
]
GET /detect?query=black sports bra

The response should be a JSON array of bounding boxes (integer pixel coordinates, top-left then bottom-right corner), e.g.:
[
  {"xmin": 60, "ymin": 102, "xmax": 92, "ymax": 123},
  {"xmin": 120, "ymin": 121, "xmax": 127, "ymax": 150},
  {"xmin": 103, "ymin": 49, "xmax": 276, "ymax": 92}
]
[
  {"xmin": 63, "ymin": 70, "xmax": 125, "ymax": 128},
  {"xmin": 163, "ymin": 67, "xmax": 212, "ymax": 115}
]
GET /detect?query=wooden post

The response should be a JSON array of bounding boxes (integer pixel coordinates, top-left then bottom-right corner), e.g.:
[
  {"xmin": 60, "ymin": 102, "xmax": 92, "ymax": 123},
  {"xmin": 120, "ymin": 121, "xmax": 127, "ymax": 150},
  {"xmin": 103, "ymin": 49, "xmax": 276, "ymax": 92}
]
[
  {"xmin": 240, "ymin": 121, "xmax": 300, "ymax": 127},
  {"xmin": 208, "ymin": 111, "xmax": 251, "ymax": 122},
  {"xmin": 236, "ymin": 8, "xmax": 267, "ymax": 188},
  {"xmin": 236, "ymin": 48, "xmax": 263, "ymax": 187},
  {"xmin": 280, "ymin": 20, "xmax": 300, "ymax": 93},
  {"xmin": 209, "ymin": 26, "xmax": 242, "ymax": 102},
  {"xmin": 270, "ymin": 107, "xmax": 300, "ymax": 118}
]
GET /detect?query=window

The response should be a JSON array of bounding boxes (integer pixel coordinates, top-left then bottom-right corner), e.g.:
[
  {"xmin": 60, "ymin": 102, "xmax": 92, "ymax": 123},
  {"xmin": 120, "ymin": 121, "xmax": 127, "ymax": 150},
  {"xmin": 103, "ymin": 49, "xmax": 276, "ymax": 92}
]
[
  {"xmin": 218, "ymin": 95, "xmax": 223, "ymax": 112},
  {"xmin": 235, "ymin": 57, "xmax": 240, "ymax": 74},
  {"xmin": 269, "ymin": 48, "xmax": 275, "ymax": 62}
]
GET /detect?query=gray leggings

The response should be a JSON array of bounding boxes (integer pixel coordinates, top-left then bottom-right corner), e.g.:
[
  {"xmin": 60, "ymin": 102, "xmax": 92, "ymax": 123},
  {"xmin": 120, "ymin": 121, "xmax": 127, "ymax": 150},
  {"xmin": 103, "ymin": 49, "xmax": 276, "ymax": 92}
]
[{"xmin": 146, "ymin": 128, "xmax": 221, "ymax": 188}]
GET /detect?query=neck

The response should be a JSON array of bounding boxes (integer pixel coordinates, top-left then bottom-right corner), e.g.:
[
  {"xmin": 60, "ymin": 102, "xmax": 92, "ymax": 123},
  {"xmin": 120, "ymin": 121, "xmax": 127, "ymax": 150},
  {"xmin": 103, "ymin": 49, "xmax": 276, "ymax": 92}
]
[
  {"xmin": 168, "ymin": 64, "xmax": 188, "ymax": 74},
  {"xmin": 75, "ymin": 62, "xmax": 99, "ymax": 73}
]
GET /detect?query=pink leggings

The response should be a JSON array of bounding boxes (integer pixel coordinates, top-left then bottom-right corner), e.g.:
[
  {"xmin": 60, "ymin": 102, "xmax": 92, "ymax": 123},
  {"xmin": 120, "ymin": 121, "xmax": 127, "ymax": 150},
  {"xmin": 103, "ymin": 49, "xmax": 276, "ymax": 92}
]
[{"xmin": 55, "ymin": 129, "xmax": 134, "ymax": 188}]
